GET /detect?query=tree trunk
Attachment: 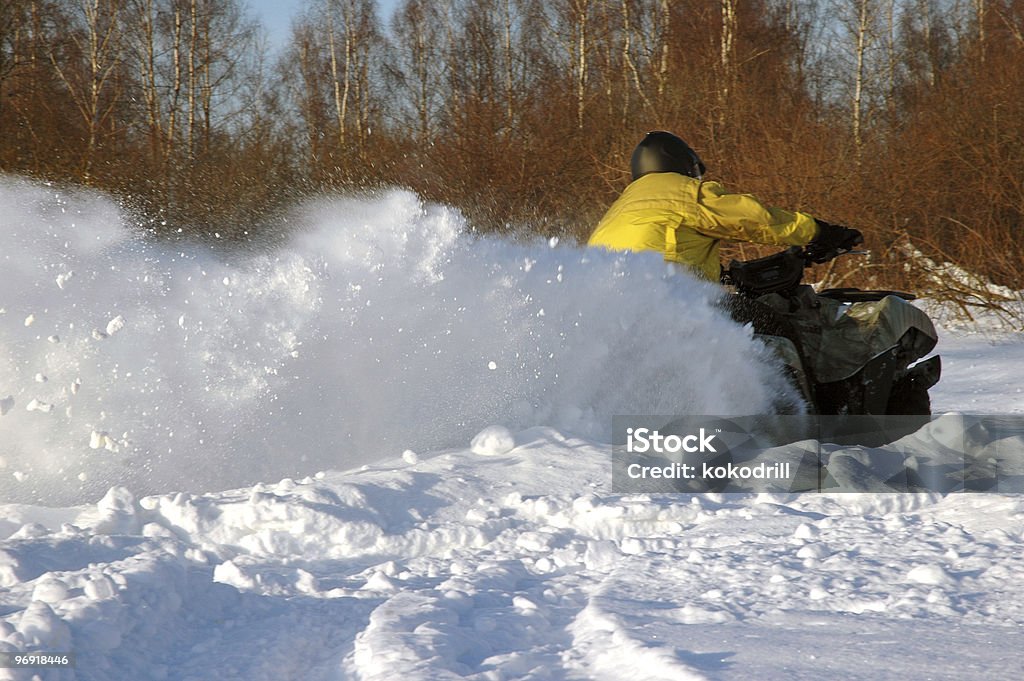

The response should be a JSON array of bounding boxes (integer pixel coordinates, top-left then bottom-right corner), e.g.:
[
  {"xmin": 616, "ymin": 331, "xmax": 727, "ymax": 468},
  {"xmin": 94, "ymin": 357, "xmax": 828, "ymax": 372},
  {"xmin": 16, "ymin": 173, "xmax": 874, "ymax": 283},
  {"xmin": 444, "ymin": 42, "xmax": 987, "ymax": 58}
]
[
  {"xmin": 719, "ymin": 0, "xmax": 737, "ymax": 131},
  {"xmin": 852, "ymin": 0, "xmax": 870, "ymax": 163}
]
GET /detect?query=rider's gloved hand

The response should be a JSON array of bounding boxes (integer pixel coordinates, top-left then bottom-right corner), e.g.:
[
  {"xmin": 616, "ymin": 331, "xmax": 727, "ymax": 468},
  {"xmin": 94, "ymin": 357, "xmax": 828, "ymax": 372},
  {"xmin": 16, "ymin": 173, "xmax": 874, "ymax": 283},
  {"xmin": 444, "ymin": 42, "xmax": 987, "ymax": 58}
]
[{"xmin": 806, "ymin": 220, "xmax": 863, "ymax": 263}]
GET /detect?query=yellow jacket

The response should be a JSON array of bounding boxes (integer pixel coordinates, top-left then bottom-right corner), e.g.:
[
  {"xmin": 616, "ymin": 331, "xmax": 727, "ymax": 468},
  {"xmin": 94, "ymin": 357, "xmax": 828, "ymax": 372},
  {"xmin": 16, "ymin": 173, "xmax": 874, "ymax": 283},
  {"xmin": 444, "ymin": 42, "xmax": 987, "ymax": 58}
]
[{"xmin": 588, "ymin": 172, "xmax": 820, "ymax": 280}]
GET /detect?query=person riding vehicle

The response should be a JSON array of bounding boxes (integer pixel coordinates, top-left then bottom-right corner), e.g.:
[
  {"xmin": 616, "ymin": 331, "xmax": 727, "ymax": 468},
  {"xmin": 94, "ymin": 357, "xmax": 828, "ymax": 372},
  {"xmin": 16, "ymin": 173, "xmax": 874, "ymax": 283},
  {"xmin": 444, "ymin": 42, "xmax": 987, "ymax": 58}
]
[
  {"xmin": 587, "ymin": 130, "xmax": 862, "ymax": 280},
  {"xmin": 588, "ymin": 131, "xmax": 939, "ymax": 421}
]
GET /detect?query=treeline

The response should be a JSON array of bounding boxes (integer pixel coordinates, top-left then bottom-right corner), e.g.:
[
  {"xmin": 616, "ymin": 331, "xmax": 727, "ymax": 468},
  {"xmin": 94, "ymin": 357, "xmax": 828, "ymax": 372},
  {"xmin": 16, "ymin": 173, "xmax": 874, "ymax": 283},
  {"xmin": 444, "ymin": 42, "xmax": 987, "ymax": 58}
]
[{"xmin": 2, "ymin": 0, "xmax": 1024, "ymax": 307}]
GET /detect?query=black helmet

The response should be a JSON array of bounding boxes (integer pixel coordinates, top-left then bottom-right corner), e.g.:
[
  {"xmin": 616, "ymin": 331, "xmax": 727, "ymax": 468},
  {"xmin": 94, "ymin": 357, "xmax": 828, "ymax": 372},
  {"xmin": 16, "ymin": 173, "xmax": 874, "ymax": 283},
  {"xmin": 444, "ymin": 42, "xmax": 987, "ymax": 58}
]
[{"xmin": 630, "ymin": 131, "xmax": 706, "ymax": 181}]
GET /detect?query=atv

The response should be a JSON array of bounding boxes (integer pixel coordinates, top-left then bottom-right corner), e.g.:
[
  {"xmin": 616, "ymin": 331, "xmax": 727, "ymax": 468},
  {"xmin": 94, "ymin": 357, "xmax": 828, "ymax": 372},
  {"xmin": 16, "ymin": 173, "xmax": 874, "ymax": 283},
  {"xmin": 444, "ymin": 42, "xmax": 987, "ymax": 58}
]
[
  {"xmin": 722, "ymin": 246, "xmax": 941, "ymax": 418},
  {"xmin": 617, "ymin": 247, "xmax": 944, "ymax": 493}
]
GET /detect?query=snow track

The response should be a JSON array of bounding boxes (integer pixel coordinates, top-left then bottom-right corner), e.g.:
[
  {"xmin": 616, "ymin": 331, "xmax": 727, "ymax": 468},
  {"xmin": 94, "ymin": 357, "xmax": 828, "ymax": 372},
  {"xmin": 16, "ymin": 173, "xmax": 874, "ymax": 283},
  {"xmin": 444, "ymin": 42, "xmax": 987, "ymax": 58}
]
[{"xmin": 3, "ymin": 427, "xmax": 1024, "ymax": 680}]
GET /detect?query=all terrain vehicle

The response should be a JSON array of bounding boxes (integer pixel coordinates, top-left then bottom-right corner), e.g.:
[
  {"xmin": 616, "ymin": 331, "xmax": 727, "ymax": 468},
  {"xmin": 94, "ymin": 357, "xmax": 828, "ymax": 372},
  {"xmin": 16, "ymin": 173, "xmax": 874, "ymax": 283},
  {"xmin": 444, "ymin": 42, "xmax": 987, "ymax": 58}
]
[
  {"xmin": 722, "ymin": 246, "xmax": 941, "ymax": 417},
  {"xmin": 615, "ymin": 245, "xmax": 945, "ymax": 493}
]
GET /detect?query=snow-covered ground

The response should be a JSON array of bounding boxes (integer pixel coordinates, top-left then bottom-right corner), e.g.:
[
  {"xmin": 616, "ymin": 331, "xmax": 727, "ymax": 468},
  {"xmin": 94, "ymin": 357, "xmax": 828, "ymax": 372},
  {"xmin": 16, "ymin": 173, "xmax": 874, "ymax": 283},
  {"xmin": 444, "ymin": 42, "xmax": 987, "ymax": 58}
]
[{"xmin": 2, "ymin": 180, "xmax": 1023, "ymax": 680}]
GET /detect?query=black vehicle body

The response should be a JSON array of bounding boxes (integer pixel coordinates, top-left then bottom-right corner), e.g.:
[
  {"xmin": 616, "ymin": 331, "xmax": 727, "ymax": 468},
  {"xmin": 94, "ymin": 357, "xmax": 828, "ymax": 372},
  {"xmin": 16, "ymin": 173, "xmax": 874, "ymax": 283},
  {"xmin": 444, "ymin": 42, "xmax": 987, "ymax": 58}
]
[{"xmin": 723, "ymin": 247, "xmax": 941, "ymax": 417}]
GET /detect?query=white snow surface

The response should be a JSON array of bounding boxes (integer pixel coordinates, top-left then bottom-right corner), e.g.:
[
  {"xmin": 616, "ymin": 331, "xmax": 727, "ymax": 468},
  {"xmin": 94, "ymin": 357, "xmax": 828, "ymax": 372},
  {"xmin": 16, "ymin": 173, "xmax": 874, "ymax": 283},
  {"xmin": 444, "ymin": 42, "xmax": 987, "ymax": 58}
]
[{"xmin": 2, "ymin": 179, "xmax": 1024, "ymax": 679}]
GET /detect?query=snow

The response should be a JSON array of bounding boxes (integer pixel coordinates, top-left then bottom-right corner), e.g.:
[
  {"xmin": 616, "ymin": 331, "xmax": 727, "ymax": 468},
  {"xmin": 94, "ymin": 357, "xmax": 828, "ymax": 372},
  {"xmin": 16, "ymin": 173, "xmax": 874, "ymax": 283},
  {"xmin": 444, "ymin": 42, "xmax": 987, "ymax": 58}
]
[
  {"xmin": 930, "ymin": 329, "xmax": 1024, "ymax": 414},
  {"xmin": 2, "ymin": 177, "xmax": 1024, "ymax": 679},
  {"xmin": 2, "ymin": 427, "xmax": 1024, "ymax": 680},
  {"xmin": 470, "ymin": 426, "xmax": 516, "ymax": 456},
  {"xmin": 0, "ymin": 178, "xmax": 791, "ymax": 506}
]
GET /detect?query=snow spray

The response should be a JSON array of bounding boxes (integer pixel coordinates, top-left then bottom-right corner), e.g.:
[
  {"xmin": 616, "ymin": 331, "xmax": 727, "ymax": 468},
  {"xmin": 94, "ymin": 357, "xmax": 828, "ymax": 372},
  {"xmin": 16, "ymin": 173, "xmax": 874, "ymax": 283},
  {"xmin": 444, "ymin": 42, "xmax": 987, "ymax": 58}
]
[{"xmin": 0, "ymin": 179, "xmax": 794, "ymax": 502}]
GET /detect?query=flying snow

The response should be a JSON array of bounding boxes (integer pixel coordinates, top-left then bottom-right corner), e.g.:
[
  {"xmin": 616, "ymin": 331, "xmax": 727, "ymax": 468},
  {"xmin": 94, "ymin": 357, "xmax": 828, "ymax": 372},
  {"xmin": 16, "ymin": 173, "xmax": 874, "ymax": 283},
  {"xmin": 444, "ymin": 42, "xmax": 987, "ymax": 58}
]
[{"xmin": 0, "ymin": 178, "xmax": 792, "ymax": 503}]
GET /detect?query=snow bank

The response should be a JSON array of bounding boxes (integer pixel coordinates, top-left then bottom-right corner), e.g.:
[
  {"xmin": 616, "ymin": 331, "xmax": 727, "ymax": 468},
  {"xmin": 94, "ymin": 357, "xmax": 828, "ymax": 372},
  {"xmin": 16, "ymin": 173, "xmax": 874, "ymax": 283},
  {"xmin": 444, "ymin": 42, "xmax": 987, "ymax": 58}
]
[{"xmin": 0, "ymin": 178, "xmax": 792, "ymax": 504}]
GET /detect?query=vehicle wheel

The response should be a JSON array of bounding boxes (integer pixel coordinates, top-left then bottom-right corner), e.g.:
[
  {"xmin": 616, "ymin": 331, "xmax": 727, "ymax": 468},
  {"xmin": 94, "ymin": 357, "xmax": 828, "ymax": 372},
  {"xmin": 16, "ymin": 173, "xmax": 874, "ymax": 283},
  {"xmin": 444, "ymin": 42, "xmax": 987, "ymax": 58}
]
[{"xmin": 886, "ymin": 376, "xmax": 931, "ymax": 416}]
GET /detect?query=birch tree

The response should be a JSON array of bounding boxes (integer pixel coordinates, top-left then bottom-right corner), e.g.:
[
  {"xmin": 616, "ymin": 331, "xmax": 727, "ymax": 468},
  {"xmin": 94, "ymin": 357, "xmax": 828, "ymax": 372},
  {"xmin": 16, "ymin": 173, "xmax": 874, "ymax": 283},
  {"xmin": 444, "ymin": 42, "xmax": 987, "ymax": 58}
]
[
  {"xmin": 389, "ymin": 0, "xmax": 448, "ymax": 144},
  {"xmin": 719, "ymin": 0, "xmax": 738, "ymax": 128},
  {"xmin": 539, "ymin": 0, "xmax": 595, "ymax": 130},
  {"xmin": 290, "ymin": 0, "xmax": 383, "ymax": 177},
  {"xmin": 44, "ymin": 0, "xmax": 125, "ymax": 181},
  {"xmin": 827, "ymin": 0, "xmax": 888, "ymax": 162}
]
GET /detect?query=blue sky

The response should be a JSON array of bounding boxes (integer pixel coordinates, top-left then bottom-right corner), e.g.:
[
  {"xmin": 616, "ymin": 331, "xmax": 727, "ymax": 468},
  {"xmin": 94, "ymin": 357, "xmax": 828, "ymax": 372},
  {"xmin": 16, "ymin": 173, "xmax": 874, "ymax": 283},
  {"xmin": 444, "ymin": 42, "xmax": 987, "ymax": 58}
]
[{"xmin": 249, "ymin": 0, "xmax": 401, "ymax": 53}]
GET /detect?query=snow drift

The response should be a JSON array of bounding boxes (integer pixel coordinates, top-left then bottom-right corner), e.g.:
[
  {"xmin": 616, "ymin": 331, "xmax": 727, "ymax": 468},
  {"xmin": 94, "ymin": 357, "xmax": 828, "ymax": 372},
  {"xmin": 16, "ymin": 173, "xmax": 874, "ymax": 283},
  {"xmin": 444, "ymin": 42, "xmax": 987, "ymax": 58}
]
[{"xmin": 0, "ymin": 178, "xmax": 792, "ymax": 504}]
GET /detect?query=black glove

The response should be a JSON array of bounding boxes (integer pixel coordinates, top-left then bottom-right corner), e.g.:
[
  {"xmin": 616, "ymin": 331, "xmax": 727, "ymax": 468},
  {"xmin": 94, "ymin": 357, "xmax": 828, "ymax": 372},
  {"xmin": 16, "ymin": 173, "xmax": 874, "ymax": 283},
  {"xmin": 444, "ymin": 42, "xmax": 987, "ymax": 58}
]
[{"xmin": 806, "ymin": 220, "xmax": 863, "ymax": 263}]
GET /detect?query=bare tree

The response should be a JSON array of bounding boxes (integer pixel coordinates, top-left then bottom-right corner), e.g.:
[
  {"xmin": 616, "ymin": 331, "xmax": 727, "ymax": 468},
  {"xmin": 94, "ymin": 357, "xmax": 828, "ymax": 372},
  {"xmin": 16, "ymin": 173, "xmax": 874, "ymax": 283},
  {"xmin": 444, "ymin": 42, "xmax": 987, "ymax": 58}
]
[
  {"xmin": 571, "ymin": 0, "xmax": 592, "ymax": 129},
  {"xmin": 123, "ymin": 0, "xmax": 163, "ymax": 165},
  {"xmin": 898, "ymin": 0, "xmax": 951, "ymax": 92},
  {"xmin": 719, "ymin": 0, "xmax": 738, "ymax": 128},
  {"xmin": 389, "ymin": 0, "xmax": 448, "ymax": 143},
  {"xmin": 501, "ymin": 0, "xmax": 517, "ymax": 125},
  {"xmin": 289, "ymin": 21, "xmax": 328, "ymax": 171},
  {"xmin": 43, "ymin": 0, "xmax": 126, "ymax": 181},
  {"xmin": 618, "ymin": 0, "xmax": 652, "ymax": 119},
  {"xmin": 851, "ymin": 0, "xmax": 872, "ymax": 158},
  {"xmin": 824, "ymin": 0, "xmax": 889, "ymax": 162},
  {"xmin": 539, "ymin": 0, "xmax": 596, "ymax": 130},
  {"xmin": 0, "ymin": 1, "xmax": 30, "ymax": 125},
  {"xmin": 195, "ymin": 0, "xmax": 258, "ymax": 155},
  {"xmin": 289, "ymin": 0, "xmax": 383, "ymax": 178},
  {"xmin": 974, "ymin": 0, "xmax": 987, "ymax": 55}
]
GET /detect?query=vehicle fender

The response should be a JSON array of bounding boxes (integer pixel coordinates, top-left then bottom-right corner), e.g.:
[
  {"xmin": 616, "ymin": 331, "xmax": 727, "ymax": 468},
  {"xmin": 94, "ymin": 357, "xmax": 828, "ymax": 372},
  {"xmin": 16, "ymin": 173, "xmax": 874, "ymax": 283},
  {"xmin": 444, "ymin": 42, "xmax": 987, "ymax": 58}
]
[{"xmin": 804, "ymin": 295, "xmax": 938, "ymax": 383}]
